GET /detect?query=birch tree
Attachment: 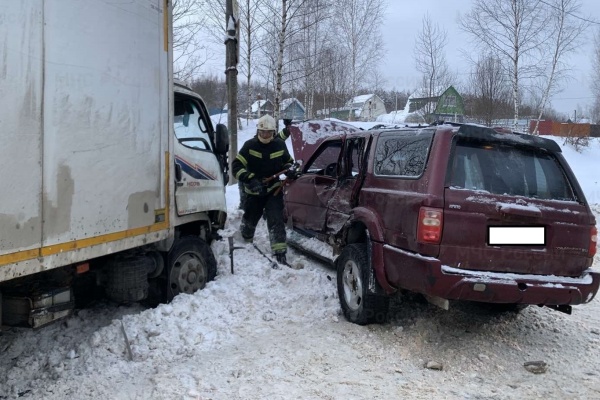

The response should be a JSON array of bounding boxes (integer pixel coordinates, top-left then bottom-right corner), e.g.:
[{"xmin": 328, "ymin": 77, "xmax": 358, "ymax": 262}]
[
  {"xmin": 258, "ymin": 0, "xmax": 330, "ymax": 122},
  {"xmin": 295, "ymin": 0, "xmax": 333, "ymax": 119},
  {"xmin": 591, "ymin": 28, "xmax": 600, "ymax": 123},
  {"xmin": 414, "ymin": 14, "xmax": 453, "ymax": 116},
  {"xmin": 334, "ymin": 0, "xmax": 385, "ymax": 120},
  {"xmin": 460, "ymin": 0, "xmax": 548, "ymax": 131},
  {"xmin": 531, "ymin": 0, "xmax": 589, "ymax": 134}
]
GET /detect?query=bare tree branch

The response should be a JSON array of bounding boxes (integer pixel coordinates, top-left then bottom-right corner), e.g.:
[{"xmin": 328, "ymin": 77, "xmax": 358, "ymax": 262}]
[
  {"xmin": 532, "ymin": 0, "xmax": 590, "ymax": 134},
  {"xmin": 173, "ymin": 0, "xmax": 212, "ymax": 82},
  {"xmin": 414, "ymin": 14, "xmax": 454, "ymax": 118},
  {"xmin": 460, "ymin": 0, "xmax": 549, "ymax": 131}
]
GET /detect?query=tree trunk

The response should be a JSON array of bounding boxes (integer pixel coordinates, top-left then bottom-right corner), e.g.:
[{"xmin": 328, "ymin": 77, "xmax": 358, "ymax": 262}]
[
  {"xmin": 225, "ymin": 1, "xmax": 238, "ymax": 184},
  {"xmin": 274, "ymin": 0, "xmax": 288, "ymax": 126}
]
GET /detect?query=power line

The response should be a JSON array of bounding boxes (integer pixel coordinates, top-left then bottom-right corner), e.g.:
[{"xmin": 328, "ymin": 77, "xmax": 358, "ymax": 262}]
[
  {"xmin": 538, "ymin": 0, "xmax": 600, "ymax": 25},
  {"xmin": 552, "ymin": 95, "xmax": 596, "ymax": 100}
]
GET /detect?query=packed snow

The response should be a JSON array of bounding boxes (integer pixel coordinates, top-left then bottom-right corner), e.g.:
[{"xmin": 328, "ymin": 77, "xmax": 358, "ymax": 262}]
[{"xmin": 1, "ymin": 122, "xmax": 599, "ymax": 399}]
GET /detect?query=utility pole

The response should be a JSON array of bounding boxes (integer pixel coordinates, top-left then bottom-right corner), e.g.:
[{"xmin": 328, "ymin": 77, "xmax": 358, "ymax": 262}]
[{"xmin": 225, "ymin": 0, "xmax": 239, "ymax": 184}]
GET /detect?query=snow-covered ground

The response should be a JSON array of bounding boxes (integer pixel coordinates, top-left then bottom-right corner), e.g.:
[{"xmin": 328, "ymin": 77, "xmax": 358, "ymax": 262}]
[{"xmin": 1, "ymin": 122, "xmax": 599, "ymax": 400}]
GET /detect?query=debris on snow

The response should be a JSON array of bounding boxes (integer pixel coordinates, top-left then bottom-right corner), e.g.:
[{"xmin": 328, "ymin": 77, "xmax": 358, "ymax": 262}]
[
  {"xmin": 425, "ymin": 361, "xmax": 443, "ymax": 371},
  {"xmin": 524, "ymin": 360, "xmax": 548, "ymax": 374}
]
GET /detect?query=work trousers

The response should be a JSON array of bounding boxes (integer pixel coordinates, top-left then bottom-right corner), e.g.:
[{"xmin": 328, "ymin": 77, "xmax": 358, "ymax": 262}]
[{"xmin": 240, "ymin": 192, "xmax": 287, "ymax": 254}]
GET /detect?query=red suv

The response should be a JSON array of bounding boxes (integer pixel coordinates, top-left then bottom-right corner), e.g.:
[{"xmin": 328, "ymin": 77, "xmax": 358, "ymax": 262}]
[{"xmin": 283, "ymin": 121, "xmax": 599, "ymax": 325}]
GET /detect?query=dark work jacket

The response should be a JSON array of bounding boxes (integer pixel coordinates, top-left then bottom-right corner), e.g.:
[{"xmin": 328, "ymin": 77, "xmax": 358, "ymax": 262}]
[{"xmin": 232, "ymin": 136, "xmax": 294, "ymax": 195}]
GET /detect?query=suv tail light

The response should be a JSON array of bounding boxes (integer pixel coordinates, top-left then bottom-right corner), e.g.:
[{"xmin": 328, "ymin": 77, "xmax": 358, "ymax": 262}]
[
  {"xmin": 590, "ymin": 226, "xmax": 597, "ymax": 257},
  {"xmin": 418, "ymin": 207, "xmax": 444, "ymax": 244}
]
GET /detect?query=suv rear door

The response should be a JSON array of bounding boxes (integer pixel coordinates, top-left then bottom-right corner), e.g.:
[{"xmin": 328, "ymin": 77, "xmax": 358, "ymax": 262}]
[{"xmin": 441, "ymin": 132, "xmax": 594, "ymax": 277}]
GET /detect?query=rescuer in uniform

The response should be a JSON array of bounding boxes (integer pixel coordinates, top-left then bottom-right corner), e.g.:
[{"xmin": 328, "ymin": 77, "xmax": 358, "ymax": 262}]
[{"xmin": 232, "ymin": 115, "xmax": 295, "ymax": 266}]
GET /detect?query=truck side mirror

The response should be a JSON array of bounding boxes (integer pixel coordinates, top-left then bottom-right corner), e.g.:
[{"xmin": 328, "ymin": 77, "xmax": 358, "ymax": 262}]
[{"xmin": 215, "ymin": 123, "xmax": 229, "ymax": 154}]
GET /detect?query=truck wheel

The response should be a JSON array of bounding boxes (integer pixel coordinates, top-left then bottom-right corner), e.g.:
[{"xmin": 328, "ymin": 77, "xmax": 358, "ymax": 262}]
[
  {"xmin": 337, "ymin": 243, "xmax": 389, "ymax": 325},
  {"xmin": 166, "ymin": 236, "xmax": 217, "ymax": 302}
]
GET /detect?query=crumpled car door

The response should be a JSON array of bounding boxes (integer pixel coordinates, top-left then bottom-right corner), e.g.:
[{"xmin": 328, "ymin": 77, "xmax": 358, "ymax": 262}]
[{"xmin": 284, "ymin": 137, "xmax": 345, "ymax": 233}]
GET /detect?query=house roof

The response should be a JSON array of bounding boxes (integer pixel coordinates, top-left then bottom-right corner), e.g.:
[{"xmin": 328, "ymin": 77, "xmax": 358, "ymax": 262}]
[
  {"xmin": 409, "ymin": 86, "xmax": 446, "ymax": 100},
  {"xmin": 245, "ymin": 99, "xmax": 272, "ymax": 113},
  {"xmin": 280, "ymin": 97, "xmax": 305, "ymax": 112},
  {"xmin": 347, "ymin": 94, "xmax": 378, "ymax": 107}
]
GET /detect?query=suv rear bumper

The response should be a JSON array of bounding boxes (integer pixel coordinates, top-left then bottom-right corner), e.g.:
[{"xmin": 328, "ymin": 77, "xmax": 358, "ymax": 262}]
[{"xmin": 382, "ymin": 245, "xmax": 600, "ymax": 305}]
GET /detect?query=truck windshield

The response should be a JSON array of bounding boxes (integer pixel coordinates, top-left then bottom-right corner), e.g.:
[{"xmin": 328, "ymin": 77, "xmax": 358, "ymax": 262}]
[{"xmin": 174, "ymin": 98, "xmax": 212, "ymax": 151}]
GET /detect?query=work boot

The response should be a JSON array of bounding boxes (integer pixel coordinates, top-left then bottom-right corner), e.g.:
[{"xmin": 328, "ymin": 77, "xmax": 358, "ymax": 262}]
[
  {"xmin": 275, "ymin": 253, "xmax": 289, "ymax": 266},
  {"xmin": 242, "ymin": 235, "xmax": 253, "ymax": 243},
  {"xmin": 233, "ymin": 230, "xmax": 253, "ymax": 244}
]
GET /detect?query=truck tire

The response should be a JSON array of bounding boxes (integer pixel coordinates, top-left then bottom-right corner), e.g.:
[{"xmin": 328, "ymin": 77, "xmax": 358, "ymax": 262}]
[
  {"xmin": 166, "ymin": 236, "xmax": 217, "ymax": 302},
  {"xmin": 105, "ymin": 255, "xmax": 153, "ymax": 303},
  {"xmin": 337, "ymin": 243, "xmax": 389, "ymax": 325}
]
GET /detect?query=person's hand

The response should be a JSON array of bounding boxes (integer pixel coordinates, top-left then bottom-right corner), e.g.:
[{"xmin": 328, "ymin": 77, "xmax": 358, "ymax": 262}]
[
  {"xmin": 248, "ymin": 178, "xmax": 264, "ymax": 193},
  {"xmin": 283, "ymin": 119, "xmax": 292, "ymax": 127},
  {"xmin": 283, "ymin": 162, "xmax": 301, "ymax": 179},
  {"xmin": 285, "ymin": 170, "xmax": 301, "ymax": 180}
]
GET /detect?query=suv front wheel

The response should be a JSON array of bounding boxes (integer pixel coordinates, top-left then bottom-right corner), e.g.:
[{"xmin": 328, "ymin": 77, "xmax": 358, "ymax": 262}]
[{"xmin": 337, "ymin": 243, "xmax": 389, "ymax": 325}]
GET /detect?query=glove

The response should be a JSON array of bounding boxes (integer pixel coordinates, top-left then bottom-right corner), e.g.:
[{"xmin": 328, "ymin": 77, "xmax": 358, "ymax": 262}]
[
  {"xmin": 285, "ymin": 170, "xmax": 301, "ymax": 180},
  {"xmin": 283, "ymin": 119, "xmax": 292, "ymax": 127},
  {"xmin": 284, "ymin": 162, "xmax": 301, "ymax": 179},
  {"xmin": 247, "ymin": 178, "xmax": 264, "ymax": 194}
]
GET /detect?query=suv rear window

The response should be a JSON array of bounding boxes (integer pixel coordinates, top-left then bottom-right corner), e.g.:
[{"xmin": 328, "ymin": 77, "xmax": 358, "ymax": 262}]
[
  {"xmin": 374, "ymin": 130, "xmax": 434, "ymax": 177},
  {"xmin": 449, "ymin": 139, "xmax": 576, "ymax": 201}
]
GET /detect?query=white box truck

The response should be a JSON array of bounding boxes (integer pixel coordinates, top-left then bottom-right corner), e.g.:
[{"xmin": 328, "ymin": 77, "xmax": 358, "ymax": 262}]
[{"xmin": 0, "ymin": 0, "xmax": 229, "ymax": 327}]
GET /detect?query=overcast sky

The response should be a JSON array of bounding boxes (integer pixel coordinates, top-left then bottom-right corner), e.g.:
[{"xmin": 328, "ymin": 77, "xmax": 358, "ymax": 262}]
[{"xmin": 381, "ymin": 0, "xmax": 600, "ymax": 118}]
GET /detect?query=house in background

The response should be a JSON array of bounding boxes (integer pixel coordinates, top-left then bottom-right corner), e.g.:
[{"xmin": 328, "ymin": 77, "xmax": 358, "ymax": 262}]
[
  {"xmin": 243, "ymin": 98, "xmax": 274, "ymax": 118},
  {"xmin": 405, "ymin": 86, "xmax": 464, "ymax": 123},
  {"xmin": 322, "ymin": 94, "xmax": 387, "ymax": 121},
  {"xmin": 374, "ymin": 85, "xmax": 464, "ymax": 125},
  {"xmin": 346, "ymin": 94, "xmax": 387, "ymax": 121},
  {"xmin": 280, "ymin": 98, "xmax": 305, "ymax": 120},
  {"xmin": 406, "ymin": 86, "xmax": 444, "ymax": 113},
  {"xmin": 431, "ymin": 86, "xmax": 465, "ymax": 123}
]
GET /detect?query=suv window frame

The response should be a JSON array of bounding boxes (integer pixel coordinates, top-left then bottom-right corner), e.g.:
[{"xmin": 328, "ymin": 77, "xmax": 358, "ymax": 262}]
[{"xmin": 373, "ymin": 129, "xmax": 435, "ymax": 179}]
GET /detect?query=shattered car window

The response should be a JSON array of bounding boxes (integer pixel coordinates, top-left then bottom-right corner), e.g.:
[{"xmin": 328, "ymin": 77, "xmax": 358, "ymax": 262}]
[
  {"xmin": 306, "ymin": 141, "xmax": 342, "ymax": 173},
  {"xmin": 450, "ymin": 140, "xmax": 577, "ymax": 201},
  {"xmin": 374, "ymin": 131, "xmax": 433, "ymax": 177},
  {"xmin": 345, "ymin": 138, "xmax": 365, "ymax": 177}
]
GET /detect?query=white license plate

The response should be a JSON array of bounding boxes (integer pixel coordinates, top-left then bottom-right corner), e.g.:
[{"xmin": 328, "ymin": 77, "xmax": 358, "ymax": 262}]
[{"xmin": 487, "ymin": 226, "xmax": 545, "ymax": 246}]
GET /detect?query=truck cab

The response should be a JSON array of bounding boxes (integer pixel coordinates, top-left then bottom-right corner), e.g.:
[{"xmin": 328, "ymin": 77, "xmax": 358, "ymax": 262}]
[{"xmin": 173, "ymin": 80, "xmax": 229, "ymax": 229}]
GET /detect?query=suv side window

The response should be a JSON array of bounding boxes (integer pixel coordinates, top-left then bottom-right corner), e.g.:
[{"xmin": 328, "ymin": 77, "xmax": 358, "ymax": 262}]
[
  {"xmin": 450, "ymin": 139, "xmax": 576, "ymax": 201},
  {"xmin": 306, "ymin": 140, "xmax": 343, "ymax": 176},
  {"xmin": 374, "ymin": 131, "xmax": 433, "ymax": 177}
]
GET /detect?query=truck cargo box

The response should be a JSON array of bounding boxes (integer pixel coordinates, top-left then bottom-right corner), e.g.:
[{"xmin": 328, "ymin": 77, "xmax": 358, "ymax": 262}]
[{"xmin": 0, "ymin": 0, "xmax": 172, "ymax": 282}]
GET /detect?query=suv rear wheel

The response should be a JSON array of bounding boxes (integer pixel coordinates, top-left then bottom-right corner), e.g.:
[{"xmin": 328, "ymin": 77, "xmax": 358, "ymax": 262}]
[{"xmin": 337, "ymin": 243, "xmax": 389, "ymax": 325}]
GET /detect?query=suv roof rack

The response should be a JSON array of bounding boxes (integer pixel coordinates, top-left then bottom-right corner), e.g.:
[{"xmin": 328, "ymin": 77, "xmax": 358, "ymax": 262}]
[{"xmin": 430, "ymin": 120, "xmax": 463, "ymax": 127}]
